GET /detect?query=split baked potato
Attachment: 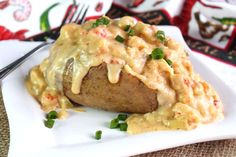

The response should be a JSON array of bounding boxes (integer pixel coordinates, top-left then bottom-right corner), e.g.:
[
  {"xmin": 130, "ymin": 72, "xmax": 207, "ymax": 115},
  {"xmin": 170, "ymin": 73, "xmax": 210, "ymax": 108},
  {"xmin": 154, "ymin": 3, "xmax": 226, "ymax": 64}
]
[{"xmin": 63, "ymin": 61, "xmax": 157, "ymax": 113}]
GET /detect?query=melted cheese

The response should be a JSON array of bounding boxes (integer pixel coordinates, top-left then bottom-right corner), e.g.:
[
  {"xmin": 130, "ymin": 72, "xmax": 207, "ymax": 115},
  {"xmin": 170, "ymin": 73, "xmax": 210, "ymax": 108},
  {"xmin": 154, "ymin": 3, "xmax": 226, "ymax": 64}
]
[
  {"xmin": 26, "ymin": 16, "xmax": 224, "ymax": 134},
  {"xmin": 107, "ymin": 63, "xmax": 123, "ymax": 83}
]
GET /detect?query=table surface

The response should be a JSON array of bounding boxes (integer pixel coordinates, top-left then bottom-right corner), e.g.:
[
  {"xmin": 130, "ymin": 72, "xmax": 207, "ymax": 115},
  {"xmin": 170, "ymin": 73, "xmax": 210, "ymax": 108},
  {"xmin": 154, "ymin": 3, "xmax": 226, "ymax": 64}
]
[{"xmin": 1, "ymin": 88, "xmax": 236, "ymax": 157}]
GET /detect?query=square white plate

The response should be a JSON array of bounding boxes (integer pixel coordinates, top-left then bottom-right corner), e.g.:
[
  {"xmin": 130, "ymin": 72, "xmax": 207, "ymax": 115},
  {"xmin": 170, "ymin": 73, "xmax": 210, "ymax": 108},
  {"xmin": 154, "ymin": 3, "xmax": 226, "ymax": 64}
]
[{"xmin": 2, "ymin": 26, "xmax": 236, "ymax": 157}]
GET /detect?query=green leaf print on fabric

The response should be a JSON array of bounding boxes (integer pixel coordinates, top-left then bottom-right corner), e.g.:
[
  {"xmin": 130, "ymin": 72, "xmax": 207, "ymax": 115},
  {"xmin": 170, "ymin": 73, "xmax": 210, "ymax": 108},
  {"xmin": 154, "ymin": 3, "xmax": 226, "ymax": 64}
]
[
  {"xmin": 40, "ymin": 3, "xmax": 59, "ymax": 31},
  {"xmin": 213, "ymin": 17, "xmax": 236, "ymax": 25}
]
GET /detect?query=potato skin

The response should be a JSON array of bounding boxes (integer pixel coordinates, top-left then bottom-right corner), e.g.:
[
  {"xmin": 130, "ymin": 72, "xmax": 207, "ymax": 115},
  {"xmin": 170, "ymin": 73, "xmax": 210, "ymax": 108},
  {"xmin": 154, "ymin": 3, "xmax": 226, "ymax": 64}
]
[{"xmin": 63, "ymin": 60, "xmax": 158, "ymax": 113}]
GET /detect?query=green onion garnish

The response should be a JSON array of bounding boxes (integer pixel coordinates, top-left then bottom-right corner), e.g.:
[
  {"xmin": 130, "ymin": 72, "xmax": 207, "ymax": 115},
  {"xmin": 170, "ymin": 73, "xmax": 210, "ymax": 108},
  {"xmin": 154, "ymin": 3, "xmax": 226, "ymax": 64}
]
[
  {"xmin": 46, "ymin": 111, "xmax": 58, "ymax": 119},
  {"xmin": 44, "ymin": 110, "xmax": 58, "ymax": 128},
  {"xmin": 110, "ymin": 118, "xmax": 119, "ymax": 129},
  {"xmin": 44, "ymin": 119, "xmax": 55, "ymax": 128},
  {"xmin": 109, "ymin": 115, "xmax": 129, "ymax": 132},
  {"xmin": 150, "ymin": 48, "xmax": 164, "ymax": 60},
  {"xmin": 92, "ymin": 17, "xmax": 110, "ymax": 28},
  {"xmin": 127, "ymin": 29, "xmax": 135, "ymax": 36},
  {"xmin": 95, "ymin": 130, "xmax": 102, "ymax": 140},
  {"xmin": 156, "ymin": 30, "xmax": 166, "ymax": 42},
  {"xmin": 124, "ymin": 25, "xmax": 131, "ymax": 31},
  {"xmin": 165, "ymin": 59, "xmax": 173, "ymax": 67},
  {"xmin": 124, "ymin": 25, "xmax": 135, "ymax": 36},
  {"xmin": 117, "ymin": 114, "xmax": 128, "ymax": 121},
  {"xmin": 115, "ymin": 35, "xmax": 125, "ymax": 43},
  {"xmin": 119, "ymin": 122, "xmax": 128, "ymax": 131}
]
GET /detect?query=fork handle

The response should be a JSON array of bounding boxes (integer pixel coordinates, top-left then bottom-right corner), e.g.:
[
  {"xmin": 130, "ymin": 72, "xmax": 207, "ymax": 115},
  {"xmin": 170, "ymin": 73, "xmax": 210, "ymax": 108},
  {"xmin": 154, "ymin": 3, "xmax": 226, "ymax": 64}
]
[{"xmin": 0, "ymin": 42, "xmax": 52, "ymax": 81}]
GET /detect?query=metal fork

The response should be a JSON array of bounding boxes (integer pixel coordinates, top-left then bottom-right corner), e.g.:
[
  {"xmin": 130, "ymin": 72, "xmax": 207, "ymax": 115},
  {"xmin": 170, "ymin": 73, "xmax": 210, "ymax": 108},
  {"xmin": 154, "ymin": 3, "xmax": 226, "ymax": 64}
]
[{"xmin": 0, "ymin": 3, "xmax": 89, "ymax": 81}]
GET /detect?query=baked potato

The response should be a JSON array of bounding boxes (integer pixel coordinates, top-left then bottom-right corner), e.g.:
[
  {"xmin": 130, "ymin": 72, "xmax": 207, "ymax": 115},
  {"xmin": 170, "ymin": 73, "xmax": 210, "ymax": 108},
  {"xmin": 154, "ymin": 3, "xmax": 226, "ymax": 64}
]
[
  {"xmin": 26, "ymin": 16, "xmax": 224, "ymax": 133},
  {"xmin": 63, "ymin": 60, "xmax": 157, "ymax": 113}
]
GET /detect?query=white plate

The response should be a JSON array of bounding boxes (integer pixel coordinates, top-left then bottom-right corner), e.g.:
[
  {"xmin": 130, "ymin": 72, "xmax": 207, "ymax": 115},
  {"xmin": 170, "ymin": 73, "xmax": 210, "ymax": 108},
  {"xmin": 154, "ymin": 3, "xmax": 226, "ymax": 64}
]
[{"xmin": 2, "ymin": 26, "xmax": 236, "ymax": 157}]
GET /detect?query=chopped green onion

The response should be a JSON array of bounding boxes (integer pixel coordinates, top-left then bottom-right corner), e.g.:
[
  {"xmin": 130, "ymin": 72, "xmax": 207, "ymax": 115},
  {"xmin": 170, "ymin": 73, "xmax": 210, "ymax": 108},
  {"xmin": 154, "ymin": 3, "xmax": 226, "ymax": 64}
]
[
  {"xmin": 127, "ymin": 29, "xmax": 135, "ymax": 36},
  {"xmin": 115, "ymin": 35, "xmax": 125, "ymax": 43},
  {"xmin": 165, "ymin": 59, "xmax": 173, "ymax": 67},
  {"xmin": 110, "ymin": 118, "xmax": 119, "ymax": 129},
  {"xmin": 46, "ymin": 111, "xmax": 58, "ymax": 119},
  {"xmin": 44, "ymin": 119, "xmax": 55, "ymax": 128},
  {"xmin": 150, "ymin": 48, "xmax": 164, "ymax": 60},
  {"xmin": 109, "ymin": 115, "xmax": 129, "ymax": 132},
  {"xmin": 124, "ymin": 25, "xmax": 135, "ymax": 36},
  {"xmin": 156, "ymin": 30, "xmax": 166, "ymax": 42},
  {"xmin": 117, "ymin": 114, "xmax": 128, "ymax": 121},
  {"xmin": 92, "ymin": 17, "xmax": 110, "ymax": 28},
  {"xmin": 44, "ymin": 111, "xmax": 57, "ymax": 128},
  {"xmin": 124, "ymin": 25, "xmax": 131, "ymax": 31},
  {"xmin": 119, "ymin": 122, "xmax": 128, "ymax": 131},
  {"xmin": 95, "ymin": 130, "xmax": 102, "ymax": 140}
]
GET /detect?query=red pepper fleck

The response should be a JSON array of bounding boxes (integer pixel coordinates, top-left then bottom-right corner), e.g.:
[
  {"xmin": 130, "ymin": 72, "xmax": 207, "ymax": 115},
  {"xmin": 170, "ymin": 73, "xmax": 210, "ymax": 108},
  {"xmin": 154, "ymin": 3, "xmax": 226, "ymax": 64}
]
[
  {"xmin": 46, "ymin": 94, "xmax": 56, "ymax": 101},
  {"xmin": 94, "ymin": 28, "xmax": 107, "ymax": 38},
  {"xmin": 184, "ymin": 79, "xmax": 190, "ymax": 87}
]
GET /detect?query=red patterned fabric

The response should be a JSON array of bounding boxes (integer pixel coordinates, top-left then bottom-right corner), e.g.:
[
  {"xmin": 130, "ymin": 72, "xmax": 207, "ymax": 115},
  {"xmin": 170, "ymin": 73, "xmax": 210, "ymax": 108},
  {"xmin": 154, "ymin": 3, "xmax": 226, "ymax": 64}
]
[{"xmin": 0, "ymin": 26, "xmax": 28, "ymax": 40}]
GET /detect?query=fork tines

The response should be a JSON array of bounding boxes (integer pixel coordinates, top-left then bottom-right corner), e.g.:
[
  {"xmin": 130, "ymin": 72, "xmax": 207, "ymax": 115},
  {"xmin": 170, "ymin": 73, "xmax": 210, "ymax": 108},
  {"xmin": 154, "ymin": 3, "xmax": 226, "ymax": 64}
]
[
  {"xmin": 49, "ymin": 3, "xmax": 89, "ymax": 40},
  {"xmin": 64, "ymin": 3, "xmax": 89, "ymax": 25},
  {"xmin": 75, "ymin": 4, "xmax": 89, "ymax": 24}
]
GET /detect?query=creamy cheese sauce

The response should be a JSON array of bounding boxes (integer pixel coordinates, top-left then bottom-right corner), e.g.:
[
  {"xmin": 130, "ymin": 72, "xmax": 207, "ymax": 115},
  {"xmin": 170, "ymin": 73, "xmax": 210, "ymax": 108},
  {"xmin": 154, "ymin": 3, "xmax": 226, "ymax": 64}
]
[{"xmin": 26, "ymin": 16, "xmax": 224, "ymax": 133}]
